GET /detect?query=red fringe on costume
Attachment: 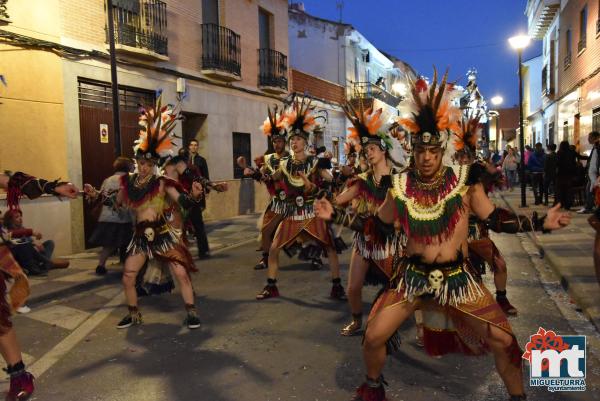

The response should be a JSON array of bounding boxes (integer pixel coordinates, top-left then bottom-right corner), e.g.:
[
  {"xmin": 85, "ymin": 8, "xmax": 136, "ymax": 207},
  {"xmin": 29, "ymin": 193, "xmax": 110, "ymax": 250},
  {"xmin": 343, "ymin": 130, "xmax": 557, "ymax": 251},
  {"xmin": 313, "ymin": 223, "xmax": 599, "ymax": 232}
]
[{"xmin": 120, "ymin": 175, "xmax": 185, "ymax": 208}]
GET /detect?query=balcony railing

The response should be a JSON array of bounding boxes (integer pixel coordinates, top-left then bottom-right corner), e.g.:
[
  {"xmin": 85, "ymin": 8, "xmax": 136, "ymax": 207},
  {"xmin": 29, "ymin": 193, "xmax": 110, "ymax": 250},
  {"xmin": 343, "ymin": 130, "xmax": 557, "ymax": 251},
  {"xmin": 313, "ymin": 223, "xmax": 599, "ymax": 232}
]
[
  {"xmin": 351, "ymin": 82, "xmax": 402, "ymax": 108},
  {"xmin": 258, "ymin": 49, "xmax": 288, "ymax": 92},
  {"xmin": 107, "ymin": 0, "xmax": 168, "ymax": 57},
  {"xmin": 201, "ymin": 23, "xmax": 241, "ymax": 78},
  {"xmin": 0, "ymin": 0, "xmax": 9, "ymax": 20},
  {"xmin": 564, "ymin": 52, "xmax": 572, "ymax": 69},
  {"xmin": 577, "ymin": 36, "xmax": 586, "ymax": 53}
]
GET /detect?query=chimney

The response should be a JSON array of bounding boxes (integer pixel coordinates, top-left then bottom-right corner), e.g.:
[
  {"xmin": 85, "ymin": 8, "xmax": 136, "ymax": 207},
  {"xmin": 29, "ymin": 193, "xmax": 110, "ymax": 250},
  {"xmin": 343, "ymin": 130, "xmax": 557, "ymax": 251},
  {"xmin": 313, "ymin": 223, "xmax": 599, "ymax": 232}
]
[{"xmin": 290, "ymin": 2, "xmax": 305, "ymax": 12}]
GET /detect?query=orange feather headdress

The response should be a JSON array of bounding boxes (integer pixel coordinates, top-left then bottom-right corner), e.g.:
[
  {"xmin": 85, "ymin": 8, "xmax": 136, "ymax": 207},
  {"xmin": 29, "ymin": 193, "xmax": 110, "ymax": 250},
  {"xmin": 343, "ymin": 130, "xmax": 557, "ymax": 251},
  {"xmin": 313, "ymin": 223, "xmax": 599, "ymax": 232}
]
[
  {"xmin": 342, "ymin": 101, "xmax": 393, "ymax": 151},
  {"xmin": 134, "ymin": 94, "xmax": 181, "ymax": 165},
  {"xmin": 284, "ymin": 97, "xmax": 325, "ymax": 142},
  {"xmin": 397, "ymin": 68, "xmax": 461, "ymax": 148},
  {"xmin": 453, "ymin": 110, "xmax": 482, "ymax": 159},
  {"xmin": 260, "ymin": 105, "xmax": 287, "ymax": 140}
]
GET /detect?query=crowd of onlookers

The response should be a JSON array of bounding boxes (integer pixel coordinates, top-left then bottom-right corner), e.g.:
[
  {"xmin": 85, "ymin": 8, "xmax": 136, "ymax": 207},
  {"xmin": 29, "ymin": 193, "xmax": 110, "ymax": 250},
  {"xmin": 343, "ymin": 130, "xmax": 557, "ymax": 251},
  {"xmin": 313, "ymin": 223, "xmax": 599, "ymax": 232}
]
[{"xmin": 490, "ymin": 131, "xmax": 600, "ymax": 212}]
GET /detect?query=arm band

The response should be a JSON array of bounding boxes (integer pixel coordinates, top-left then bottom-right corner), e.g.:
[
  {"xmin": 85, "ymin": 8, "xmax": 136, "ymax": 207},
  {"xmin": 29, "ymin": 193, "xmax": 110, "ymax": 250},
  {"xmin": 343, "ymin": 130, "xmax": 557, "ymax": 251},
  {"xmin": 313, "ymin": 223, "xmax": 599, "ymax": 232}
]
[
  {"xmin": 177, "ymin": 193, "xmax": 202, "ymax": 210},
  {"xmin": 484, "ymin": 207, "xmax": 549, "ymax": 234}
]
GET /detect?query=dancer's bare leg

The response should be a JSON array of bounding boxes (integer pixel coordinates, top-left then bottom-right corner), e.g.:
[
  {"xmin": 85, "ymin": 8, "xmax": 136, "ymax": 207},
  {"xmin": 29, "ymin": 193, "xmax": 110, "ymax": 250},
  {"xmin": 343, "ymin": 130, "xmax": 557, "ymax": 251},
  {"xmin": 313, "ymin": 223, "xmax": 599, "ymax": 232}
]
[
  {"xmin": 363, "ymin": 300, "xmax": 418, "ymax": 379},
  {"xmin": 122, "ymin": 253, "xmax": 147, "ymax": 307},
  {"xmin": 169, "ymin": 263, "xmax": 195, "ymax": 305},
  {"xmin": 460, "ymin": 312, "xmax": 524, "ymax": 396},
  {"xmin": 347, "ymin": 251, "xmax": 369, "ymax": 314},
  {"xmin": 0, "ymin": 329, "xmax": 22, "ymax": 366}
]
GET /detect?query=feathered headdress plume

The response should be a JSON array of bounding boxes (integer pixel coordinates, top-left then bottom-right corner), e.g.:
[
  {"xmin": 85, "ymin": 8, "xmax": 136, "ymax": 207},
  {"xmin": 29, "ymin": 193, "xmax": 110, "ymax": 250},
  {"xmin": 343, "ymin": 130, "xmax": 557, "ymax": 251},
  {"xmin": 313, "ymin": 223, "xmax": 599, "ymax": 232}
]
[
  {"xmin": 260, "ymin": 105, "xmax": 287, "ymax": 140},
  {"xmin": 134, "ymin": 94, "xmax": 181, "ymax": 164},
  {"xmin": 343, "ymin": 140, "xmax": 359, "ymax": 157},
  {"xmin": 342, "ymin": 101, "xmax": 393, "ymax": 151},
  {"xmin": 453, "ymin": 110, "xmax": 482, "ymax": 159},
  {"xmin": 284, "ymin": 97, "xmax": 325, "ymax": 141},
  {"xmin": 397, "ymin": 67, "xmax": 461, "ymax": 148}
]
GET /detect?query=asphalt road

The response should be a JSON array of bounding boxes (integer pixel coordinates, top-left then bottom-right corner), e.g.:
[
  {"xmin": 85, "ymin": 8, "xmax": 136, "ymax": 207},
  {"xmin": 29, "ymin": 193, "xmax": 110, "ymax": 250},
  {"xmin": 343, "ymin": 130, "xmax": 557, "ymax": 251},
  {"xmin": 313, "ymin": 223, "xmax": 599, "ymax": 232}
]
[{"xmin": 8, "ymin": 232, "xmax": 600, "ymax": 401}]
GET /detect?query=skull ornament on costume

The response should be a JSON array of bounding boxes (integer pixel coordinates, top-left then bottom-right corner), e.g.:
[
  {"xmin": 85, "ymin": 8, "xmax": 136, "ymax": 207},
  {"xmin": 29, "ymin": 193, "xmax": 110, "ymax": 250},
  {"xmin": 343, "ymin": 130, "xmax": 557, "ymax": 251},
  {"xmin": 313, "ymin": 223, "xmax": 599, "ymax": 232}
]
[
  {"xmin": 295, "ymin": 196, "xmax": 304, "ymax": 207},
  {"xmin": 144, "ymin": 227, "xmax": 156, "ymax": 243},
  {"xmin": 428, "ymin": 269, "xmax": 444, "ymax": 292},
  {"xmin": 279, "ymin": 190, "xmax": 286, "ymax": 200}
]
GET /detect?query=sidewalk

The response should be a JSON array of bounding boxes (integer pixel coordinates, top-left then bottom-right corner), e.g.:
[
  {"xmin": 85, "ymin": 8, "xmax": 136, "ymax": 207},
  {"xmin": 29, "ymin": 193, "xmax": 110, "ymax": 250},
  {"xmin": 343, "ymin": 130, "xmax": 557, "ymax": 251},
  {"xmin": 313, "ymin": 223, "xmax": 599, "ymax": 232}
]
[
  {"xmin": 493, "ymin": 190, "xmax": 600, "ymax": 332},
  {"xmin": 24, "ymin": 213, "xmax": 261, "ymax": 306}
]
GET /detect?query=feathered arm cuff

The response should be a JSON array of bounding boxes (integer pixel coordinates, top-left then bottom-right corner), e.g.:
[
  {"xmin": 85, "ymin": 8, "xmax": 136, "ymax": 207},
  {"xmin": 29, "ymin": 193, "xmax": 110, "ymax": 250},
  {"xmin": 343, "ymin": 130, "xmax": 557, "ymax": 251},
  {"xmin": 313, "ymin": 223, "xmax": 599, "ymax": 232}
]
[
  {"xmin": 484, "ymin": 207, "xmax": 549, "ymax": 234},
  {"xmin": 5, "ymin": 171, "xmax": 67, "ymax": 210}
]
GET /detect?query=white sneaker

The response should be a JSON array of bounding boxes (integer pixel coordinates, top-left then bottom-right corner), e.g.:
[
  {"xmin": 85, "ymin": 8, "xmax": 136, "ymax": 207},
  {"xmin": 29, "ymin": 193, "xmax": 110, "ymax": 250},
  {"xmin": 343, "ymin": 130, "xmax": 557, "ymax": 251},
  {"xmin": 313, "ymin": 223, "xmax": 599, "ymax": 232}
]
[
  {"xmin": 16, "ymin": 305, "xmax": 31, "ymax": 314},
  {"xmin": 577, "ymin": 208, "xmax": 590, "ymax": 214}
]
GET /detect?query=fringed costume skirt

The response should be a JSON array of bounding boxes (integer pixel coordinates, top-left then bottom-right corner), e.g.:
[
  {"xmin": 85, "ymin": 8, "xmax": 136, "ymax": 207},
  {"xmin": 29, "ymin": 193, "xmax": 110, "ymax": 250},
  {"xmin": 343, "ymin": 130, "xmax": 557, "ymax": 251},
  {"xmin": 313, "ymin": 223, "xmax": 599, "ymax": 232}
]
[
  {"xmin": 273, "ymin": 214, "xmax": 333, "ymax": 250},
  {"xmin": 128, "ymin": 219, "xmax": 197, "ymax": 296},
  {"xmin": 367, "ymin": 255, "xmax": 521, "ymax": 366}
]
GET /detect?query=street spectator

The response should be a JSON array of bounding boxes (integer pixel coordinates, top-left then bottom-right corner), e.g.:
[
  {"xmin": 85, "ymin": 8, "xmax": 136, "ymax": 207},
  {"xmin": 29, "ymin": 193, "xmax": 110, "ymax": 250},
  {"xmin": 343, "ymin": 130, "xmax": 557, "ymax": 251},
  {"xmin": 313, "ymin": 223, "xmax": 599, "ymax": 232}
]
[
  {"xmin": 187, "ymin": 139, "xmax": 211, "ymax": 259},
  {"xmin": 528, "ymin": 143, "xmax": 546, "ymax": 205},
  {"xmin": 524, "ymin": 145, "xmax": 533, "ymax": 166},
  {"xmin": 87, "ymin": 157, "xmax": 134, "ymax": 275},
  {"xmin": 502, "ymin": 147, "xmax": 518, "ymax": 190},
  {"xmin": 556, "ymin": 140, "xmax": 578, "ymax": 210},
  {"xmin": 3, "ymin": 209, "xmax": 69, "ymax": 276},
  {"xmin": 543, "ymin": 143, "xmax": 557, "ymax": 205},
  {"xmin": 577, "ymin": 131, "xmax": 600, "ymax": 214}
]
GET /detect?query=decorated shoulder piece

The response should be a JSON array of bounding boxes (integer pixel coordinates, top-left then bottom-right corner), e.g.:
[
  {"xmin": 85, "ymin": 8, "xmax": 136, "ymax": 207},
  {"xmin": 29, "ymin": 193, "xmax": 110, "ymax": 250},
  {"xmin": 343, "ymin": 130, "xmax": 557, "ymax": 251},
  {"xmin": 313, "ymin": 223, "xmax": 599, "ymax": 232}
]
[
  {"xmin": 392, "ymin": 164, "xmax": 470, "ymax": 244},
  {"xmin": 120, "ymin": 174, "xmax": 189, "ymax": 207},
  {"xmin": 484, "ymin": 207, "xmax": 549, "ymax": 234},
  {"xmin": 5, "ymin": 170, "xmax": 67, "ymax": 210}
]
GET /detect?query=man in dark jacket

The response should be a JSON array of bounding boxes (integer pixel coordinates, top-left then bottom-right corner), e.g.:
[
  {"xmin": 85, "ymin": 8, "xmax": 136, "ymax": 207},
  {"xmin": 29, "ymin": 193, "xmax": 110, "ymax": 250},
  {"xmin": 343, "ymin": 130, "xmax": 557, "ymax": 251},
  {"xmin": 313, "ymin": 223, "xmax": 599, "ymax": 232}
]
[
  {"xmin": 187, "ymin": 139, "xmax": 211, "ymax": 258},
  {"xmin": 543, "ymin": 143, "xmax": 557, "ymax": 205},
  {"xmin": 528, "ymin": 142, "xmax": 546, "ymax": 205}
]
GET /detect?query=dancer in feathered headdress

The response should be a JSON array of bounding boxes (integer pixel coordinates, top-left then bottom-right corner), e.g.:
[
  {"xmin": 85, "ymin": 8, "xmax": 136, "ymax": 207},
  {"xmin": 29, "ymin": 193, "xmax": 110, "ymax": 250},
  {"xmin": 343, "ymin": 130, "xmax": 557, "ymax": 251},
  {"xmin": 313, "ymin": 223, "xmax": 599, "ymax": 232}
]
[
  {"xmin": 454, "ymin": 112, "xmax": 519, "ymax": 317},
  {"xmin": 327, "ymin": 101, "xmax": 404, "ymax": 337},
  {"xmin": 85, "ymin": 94, "xmax": 207, "ymax": 330},
  {"xmin": 314, "ymin": 68, "xmax": 571, "ymax": 401},
  {"xmin": 254, "ymin": 97, "xmax": 347, "ymax": 301},
  {"xmin": 238, "ymin": 105, "xmax": 290, "ymax": 270}
]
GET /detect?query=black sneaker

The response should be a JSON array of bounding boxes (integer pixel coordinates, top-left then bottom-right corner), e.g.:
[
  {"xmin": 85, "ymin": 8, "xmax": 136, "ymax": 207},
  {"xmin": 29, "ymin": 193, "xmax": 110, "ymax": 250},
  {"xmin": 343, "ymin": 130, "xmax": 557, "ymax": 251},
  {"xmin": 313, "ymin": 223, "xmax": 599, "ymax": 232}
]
[
  {"xmin": 184, "ymin": 310, "xmax": 201, "ymax": 329},
  {"xmin": 116, "ymin": 311, "xmax": 142, "ymax": 329},
  {"xmin": 95, "ymin": 265, "xmax": 107, "ymax": 275}
]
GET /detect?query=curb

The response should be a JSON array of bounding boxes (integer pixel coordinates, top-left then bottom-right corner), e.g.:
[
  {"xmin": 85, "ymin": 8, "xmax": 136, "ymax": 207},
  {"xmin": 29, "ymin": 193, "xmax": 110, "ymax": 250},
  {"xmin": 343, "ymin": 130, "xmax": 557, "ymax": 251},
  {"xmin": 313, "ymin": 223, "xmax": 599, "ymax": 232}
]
[{"xmin": 497, "ymin": 193, "xmax": 600, "ymax": 333}]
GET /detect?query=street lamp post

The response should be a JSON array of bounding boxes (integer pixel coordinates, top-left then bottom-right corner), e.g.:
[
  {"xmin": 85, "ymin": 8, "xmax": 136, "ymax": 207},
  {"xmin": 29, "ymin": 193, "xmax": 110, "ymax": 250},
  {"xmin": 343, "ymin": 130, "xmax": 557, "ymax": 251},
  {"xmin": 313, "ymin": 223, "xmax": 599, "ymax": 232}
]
[{"xmin": 509, "ymin": 34, "xmax": 531, "ymax": 208}]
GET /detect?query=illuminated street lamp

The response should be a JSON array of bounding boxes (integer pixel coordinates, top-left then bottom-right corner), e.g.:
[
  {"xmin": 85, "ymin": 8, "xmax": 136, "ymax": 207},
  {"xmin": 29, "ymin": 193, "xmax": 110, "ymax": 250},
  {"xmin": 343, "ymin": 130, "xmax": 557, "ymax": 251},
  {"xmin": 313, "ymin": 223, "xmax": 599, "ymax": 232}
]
[
  {"xmin": 509, "ymin": 34, "xmax": 530, "ymax": 207},
  {"xmin": 489, "ymin": 96, "xmax": 503, "ymax": 152}
]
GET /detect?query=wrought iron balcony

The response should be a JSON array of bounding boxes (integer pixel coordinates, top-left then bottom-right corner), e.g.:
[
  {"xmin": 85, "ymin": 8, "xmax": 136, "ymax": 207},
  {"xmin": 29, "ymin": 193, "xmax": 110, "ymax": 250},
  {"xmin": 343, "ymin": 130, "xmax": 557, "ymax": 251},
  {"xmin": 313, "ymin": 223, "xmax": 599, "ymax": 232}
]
[
  {"xmin": 258, "ymin": 49, "xmax": 288, "ymax": 93},
  {"xmin": 201, "ymin": 23, "xmax": 241, "ymax": 80},
  {"xmin": 0, "ymin": 0, "xmax": 9, "ymax": 21},
  {"xmin": 577, "ymin": 36, "xmax": 586, "ymax": 53},
  {"xmin": 107, "ymin": 0, "xmax": 168, "ymax": 58},
  {"xmin": 564, "ymin": 52, "xmax": 571, "ymax": 69},
  {"xmin": 351, "ymin": 81, "xmax": 402, "ymax": 108}
]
